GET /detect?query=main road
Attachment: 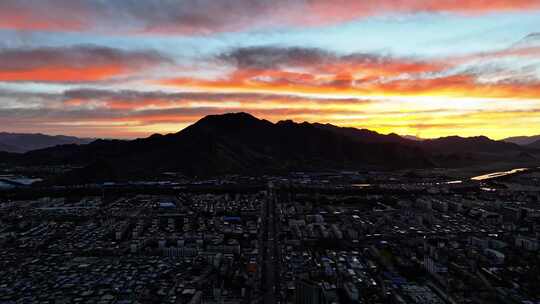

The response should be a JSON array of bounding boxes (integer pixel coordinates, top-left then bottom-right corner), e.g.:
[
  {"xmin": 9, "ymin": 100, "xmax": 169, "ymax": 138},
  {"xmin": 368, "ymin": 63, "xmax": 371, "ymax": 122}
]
[{"xmin": 259, "ymin": 183, "xmax": 281, "ymax": 304}]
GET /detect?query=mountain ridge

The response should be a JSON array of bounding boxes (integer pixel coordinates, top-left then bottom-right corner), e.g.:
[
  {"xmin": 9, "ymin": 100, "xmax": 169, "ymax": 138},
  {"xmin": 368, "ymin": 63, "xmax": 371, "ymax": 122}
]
[
  {"xmin": 0, "ymin": 132, "xmax": 95, "ymax": 153},
  {"xmin": 503, "ymin": 135, "xmax": 540, "ymax": 146},
  {"xmin": 528, "ymin": 139, "xmax": 540, "ymax": 149},
  {"xmin": 1, "ymin": 112, "xmax": 537, "ymax": 184}
]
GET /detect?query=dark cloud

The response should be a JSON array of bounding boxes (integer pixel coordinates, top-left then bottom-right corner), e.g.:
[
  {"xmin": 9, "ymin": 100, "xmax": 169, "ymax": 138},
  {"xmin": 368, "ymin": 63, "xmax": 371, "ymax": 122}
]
[
  {"xmin": 218, "ymin": 46, "xmax": 334, "ymax": 69},
  {"xmin": 217, "ymin": 46, "xmax": 401, "ymax": 70},
  {"xmin": 0, "ymin": 0, "xmax": 284, "ymax": 33},
  {"xmin": 0, "ymin": 45, "xmax": 172, "ymax": 71},
  {"xmin": 0, "ymin": 105, "xmax": 367, "ymax": 125},
  {"xmin": 3, "ymin": 0, "xmax": 539, "ymax": 34},
  {"xmin": 217, "ymin": 46, "xmax": 441, "ymax": 75},
  {"xmin": 62, "ymin": 88, "xmax": 373, "ymax": 105}
]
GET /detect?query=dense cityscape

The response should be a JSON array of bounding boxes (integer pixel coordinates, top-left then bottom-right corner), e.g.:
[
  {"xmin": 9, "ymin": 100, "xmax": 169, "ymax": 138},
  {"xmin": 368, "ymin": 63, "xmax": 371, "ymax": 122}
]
[
  {"xmin": 2, "ymin": 1, "xmax": 540, "ymax": 303},
  {"xmin": 1, "ymin": 168, "xmax": 539, "ymax": 304}
]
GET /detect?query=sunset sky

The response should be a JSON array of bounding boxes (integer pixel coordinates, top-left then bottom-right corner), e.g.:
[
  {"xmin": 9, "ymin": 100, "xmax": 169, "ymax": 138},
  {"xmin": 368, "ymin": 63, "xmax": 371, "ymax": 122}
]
[{"xmin": 1, "ymin": 1, "xmax": 540, "ymax": 139}]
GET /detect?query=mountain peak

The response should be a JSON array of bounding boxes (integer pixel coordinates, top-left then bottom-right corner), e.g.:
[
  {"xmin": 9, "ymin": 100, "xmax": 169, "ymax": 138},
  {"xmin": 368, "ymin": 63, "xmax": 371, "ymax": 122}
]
[
  {"xmin": 276, "ymin": 119, "xmax": 302, "ymax": 127},
  {"xmin": 196, "ymin": 112, "xmax": 261, "ymax": 125},
  {"xmin": 182, "ymin": 112, "xmax": 273, "ymax": 135},
  {"xmin": 3, "ymin": 112, "xmax": 537, "ymax": 183}
]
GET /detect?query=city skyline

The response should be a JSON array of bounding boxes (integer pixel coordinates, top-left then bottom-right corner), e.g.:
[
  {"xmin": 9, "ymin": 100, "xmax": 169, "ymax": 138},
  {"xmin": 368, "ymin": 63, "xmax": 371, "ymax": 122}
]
[{"xmin": 1, "ymin": 1, "xmax": 540, "ymax": 139}]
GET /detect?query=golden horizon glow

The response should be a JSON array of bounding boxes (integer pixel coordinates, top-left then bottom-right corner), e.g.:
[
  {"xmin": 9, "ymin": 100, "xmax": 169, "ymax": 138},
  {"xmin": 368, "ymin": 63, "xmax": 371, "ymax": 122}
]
[{"xmin": 1, "ymin": 1, "xmax": 540, "ymax": 139}]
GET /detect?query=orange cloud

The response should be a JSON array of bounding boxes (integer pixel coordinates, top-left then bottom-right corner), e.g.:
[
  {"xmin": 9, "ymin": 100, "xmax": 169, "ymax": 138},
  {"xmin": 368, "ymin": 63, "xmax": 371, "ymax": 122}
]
[
  {"xmin": 0, "ymin": 66, "xmax": 126, "ymax": 83},
  {"xmin": 303, "ymin": 0, "xmax": 540, "ymax": 26},
  {"xmin": 365, "ymin": 75, "xmax": 540, "ymax": 99},
  {"xmin": 164, "ymin": 68, "xmax": 540, "ymax": 100},
  {"xmin": 2, "ymin": 87, "xmax": 540, "ymax": 139},
  {"xmin": 60, "ymin": 89, "xmax": 373, "ymax": 113},
  {"xmin": 0, "ymin": 8, "xmax": 85, "ymax": 31},
  {"xmin": 160, "ymin": 46, "xmax": 540, "ymax": 99},
  {"xmin": 0, "ymin": 46, "xmax": 171, "ymax": 83}
]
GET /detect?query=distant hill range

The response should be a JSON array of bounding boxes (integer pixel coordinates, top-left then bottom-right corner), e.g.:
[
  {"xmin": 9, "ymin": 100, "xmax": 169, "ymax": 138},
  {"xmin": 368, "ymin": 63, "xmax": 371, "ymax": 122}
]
[
  {"xmin": 503, "ymin": 135, "xmax": 540, "ymax": 147},
  {"xmin": 0, "ymin": 113, "xmax": 538, "ymax": 184},
  {"xmin": 0, "ymin": 132, "xmax": 94, "ymax": 153},
  {"xmin": 400, "ymin": 135, "xmax": 424, "ymax": 141},
  {"xmin": 528, "ymin": 139, "xmax": 540, "ymax": 149}
]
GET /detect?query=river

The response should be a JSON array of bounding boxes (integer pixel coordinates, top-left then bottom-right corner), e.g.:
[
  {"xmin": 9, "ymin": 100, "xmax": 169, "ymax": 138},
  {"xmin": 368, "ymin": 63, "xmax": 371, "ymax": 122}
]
[{"xmin": 470, "ymin": 168, "xmax": 530, "ymax": 181}]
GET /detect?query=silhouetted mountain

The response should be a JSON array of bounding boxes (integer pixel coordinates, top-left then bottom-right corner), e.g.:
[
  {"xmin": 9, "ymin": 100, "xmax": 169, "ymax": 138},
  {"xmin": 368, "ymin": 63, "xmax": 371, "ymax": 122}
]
[
  {"xmin": 0, "ymin": 132, "xmax": 94, "ymax": 153},
  {"xmin": 418, "ymin": 136, "xmax": 531, "ymax": 169},
  {"xmin": 422, "ymin": 136, "xmax": 521, "ymax": 153},
  {"xmin": 504, "ymin": 135, "xmax": 540, "ymax": 146},
  {"xmin": 1, "ymin": 113, "xmax": 537, "ymax": 184},
  {"xmin": 528, "ymin": 139, "xmax": 540, "ymax": 149},
  {"xmin": 517, "ymin": 151, "xmax": 537, "ymax": 160},
  {"xmin": 400, "ymin": 135, "xmax": 424, "ymax": 141},
  {"xmin": 312, "ymin": 123, "xmax": 411, "ymax": 144},
  {"xmin": 0, "ymin": 142, "xmax": 18, "ymax": 153}
]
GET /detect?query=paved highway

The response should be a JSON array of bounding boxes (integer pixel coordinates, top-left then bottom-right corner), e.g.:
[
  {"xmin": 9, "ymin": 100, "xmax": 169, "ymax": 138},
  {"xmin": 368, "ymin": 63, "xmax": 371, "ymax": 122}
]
[{"xmin": 259, "ymin": 185, "xmax": 281, "ymax": 304}]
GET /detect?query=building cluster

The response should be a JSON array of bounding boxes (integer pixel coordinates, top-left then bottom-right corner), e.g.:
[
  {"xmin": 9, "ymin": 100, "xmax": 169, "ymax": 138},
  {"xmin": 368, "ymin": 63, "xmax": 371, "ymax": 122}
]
[{"xmin": 0, "ymin": 170, "xmax": 539, "ymax": 303}]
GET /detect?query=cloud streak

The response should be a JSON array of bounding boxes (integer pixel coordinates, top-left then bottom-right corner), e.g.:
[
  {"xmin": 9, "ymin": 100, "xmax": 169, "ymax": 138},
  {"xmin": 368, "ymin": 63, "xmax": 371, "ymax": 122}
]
[
  {"xmin": 160, "ymin": 45, "xmax": 540, "ymax": 99},
  {"xmin": 0, "ymin": 46, "xmax": 171, "ymax": 83},
  {"xmin": 1, "ymin": 87, "xmax": 539, "ymax": 139},
  {"xmin": 1, "ymin": 0, "xmax": 539, "ymax": 34},
  {"xmin": 0, "ymin": 3, "xmax": 539, "ymax": 140}
]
